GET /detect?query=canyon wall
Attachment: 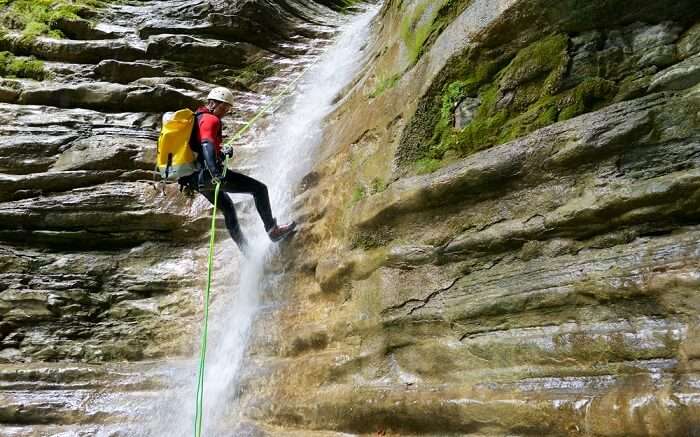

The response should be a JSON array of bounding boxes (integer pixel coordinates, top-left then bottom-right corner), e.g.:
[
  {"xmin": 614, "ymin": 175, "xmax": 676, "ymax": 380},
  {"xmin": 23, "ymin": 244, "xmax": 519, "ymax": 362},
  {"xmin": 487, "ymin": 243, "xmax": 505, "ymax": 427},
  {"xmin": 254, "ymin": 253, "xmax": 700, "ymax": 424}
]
[
  {"xmin": 0, "ymin": 0, "xmax": 345, "ymax": 434},
  {"xmin": 1, "ymin": 0, "xmax": 700, "ymax": 435},
  {"xmin": 240, "ymin": 0, "xmax": 700, "ymax": 435}
]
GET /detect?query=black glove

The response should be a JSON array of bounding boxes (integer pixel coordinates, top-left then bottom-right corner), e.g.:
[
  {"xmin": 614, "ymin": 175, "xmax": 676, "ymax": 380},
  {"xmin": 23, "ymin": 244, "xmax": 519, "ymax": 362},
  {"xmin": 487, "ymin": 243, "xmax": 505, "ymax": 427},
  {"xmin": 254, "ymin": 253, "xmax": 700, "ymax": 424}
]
[
  {"xmin": 222, "ymin": 146, "xmax": 234, "ymax": 158},
  {"xmin": 178, "ymin": 173, "xmax": 198, "ymax": 198}
]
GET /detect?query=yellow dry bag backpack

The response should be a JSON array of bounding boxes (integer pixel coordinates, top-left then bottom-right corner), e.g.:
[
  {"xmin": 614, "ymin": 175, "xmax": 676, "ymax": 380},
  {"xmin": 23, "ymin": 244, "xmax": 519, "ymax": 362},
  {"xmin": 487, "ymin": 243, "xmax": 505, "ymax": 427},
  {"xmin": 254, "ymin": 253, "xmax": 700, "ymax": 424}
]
[{"xmin": 156, "ymin": 109, "xmax": 199, "ymax": 181}]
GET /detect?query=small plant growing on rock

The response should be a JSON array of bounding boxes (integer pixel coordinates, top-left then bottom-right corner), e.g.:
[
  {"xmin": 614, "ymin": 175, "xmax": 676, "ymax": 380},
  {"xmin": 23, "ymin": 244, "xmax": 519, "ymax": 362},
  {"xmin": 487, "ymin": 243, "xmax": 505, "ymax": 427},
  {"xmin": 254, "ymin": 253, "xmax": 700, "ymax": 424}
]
[
  {"xmin": 400, "ymin": 0, "xmax": 443, "ymax": 65},
  {"xmin": 0, "ymin": 0, "xmax": 107, "ymax": 39},
  {"xmin": 368, "ymin": 73, "xmax": 400, "ymax": 99},
  {"xmin": 351, "ymin": 185, "xmax": 366, "ymax": 204},
  {"xmin": 415, "ymin": 158, "xmax": 442, "ymax": 174},
  {"xmin": 0, "ymin": 50, "xmax": 46, "ymax": 79},
  {"xmin": 400, "ymin": 0, "xmax": 473, "ymax": 65},
  {"xmin": 370, "ymin": 177, "xmax": 387, "ymax": 194}
]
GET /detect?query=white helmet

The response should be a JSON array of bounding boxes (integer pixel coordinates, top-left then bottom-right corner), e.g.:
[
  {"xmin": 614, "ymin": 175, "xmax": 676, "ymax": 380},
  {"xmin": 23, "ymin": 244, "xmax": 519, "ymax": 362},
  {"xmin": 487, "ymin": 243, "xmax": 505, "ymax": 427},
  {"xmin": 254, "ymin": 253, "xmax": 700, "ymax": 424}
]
[{"xmin": 207, "ymin": 87, "xmax": 234, "ymax": 105}]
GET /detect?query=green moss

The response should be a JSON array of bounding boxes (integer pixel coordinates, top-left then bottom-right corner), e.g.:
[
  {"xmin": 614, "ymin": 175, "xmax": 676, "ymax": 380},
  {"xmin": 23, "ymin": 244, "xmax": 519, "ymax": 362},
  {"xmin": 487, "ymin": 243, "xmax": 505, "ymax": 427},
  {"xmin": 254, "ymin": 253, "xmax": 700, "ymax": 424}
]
[
  {"xmin": 430, "ymin": 82, "xmax": 469, "ymax": 151},
  {"xmin": 428, "ymin": 66, "xmax": 499, "ymax": 157},
  {"xmin": 500, "ymin": 95, "xmax": 558, "ymax": 141},
  {"xmin": 414, "ymin": 33, "xmax": 581, "ymax": 169},
  {"xmin": 428, "ymin": 81, "xmax": 506, "ymax": 159},
  {"xmin": 370, "ymin": 177, "xmax": 387, "ymax": 194},
  {"xmin": 351, "ymin": 185, "xmax": 366, "ymax": 204},
  {"xmin": 0, "ymin": 50, "xmax": 46, "ymax": 79},
  {"xmin": 415, "ymin": 158, "xmax": 443, "ymax": 174},
  {"xmin": 0, "ymin": 0, "xmax": 109, "ymax": 39},
  {"xmin": 536, "ymin": 101, "xmax": 558, "ymax": 125},
  {"xmin": 399, "ymin": 2, "xmax": 700, "ymax": 178},
  {"xmin": 401, "ymin": 0, "xmax": 475, "ymax": 65},
  {"xmin": 425, "ymin": 0, "xmax": 475, "ymax": 45},
  {"xmin": 368, "ymin": 72, "xmax": 400, "ymax": 99},
  {"xmin": 453, "ymin": 108, "xmax": 511, "ymax": 156},
  {"xmin": 559, "ymin": 77, "xmax": 618, "ymax": 121},
  {"xmin": 440, "ymin": 81, "xmax": 476, "ymax": 118},
  {"xmin": 400, "ymin": 0, "xmax": 452, "ymax": 65},
  {"xmin": 499, "ymin": 34, "xmax": 569, "ymax": 92},
  {"xmin": 233, "ymin": 58, "xmax": 277, "ymax": 89}
]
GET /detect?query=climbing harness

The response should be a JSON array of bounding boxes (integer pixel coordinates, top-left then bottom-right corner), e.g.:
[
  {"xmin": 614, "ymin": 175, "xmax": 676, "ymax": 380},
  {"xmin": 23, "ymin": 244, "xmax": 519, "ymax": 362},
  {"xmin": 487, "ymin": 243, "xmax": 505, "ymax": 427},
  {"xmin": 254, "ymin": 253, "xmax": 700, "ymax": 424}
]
[{"xmin": 193, "ymin": 56, "xmax": 320, "ymax": 437}]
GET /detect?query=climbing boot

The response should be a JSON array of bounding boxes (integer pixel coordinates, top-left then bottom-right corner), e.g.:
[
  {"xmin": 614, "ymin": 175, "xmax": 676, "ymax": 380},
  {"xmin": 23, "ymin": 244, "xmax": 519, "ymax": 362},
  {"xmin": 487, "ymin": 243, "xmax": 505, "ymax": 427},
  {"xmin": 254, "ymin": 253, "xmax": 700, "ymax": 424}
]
[{"xmin": 268, "ymin": 221, "xmax": 297, "ymax": 242}]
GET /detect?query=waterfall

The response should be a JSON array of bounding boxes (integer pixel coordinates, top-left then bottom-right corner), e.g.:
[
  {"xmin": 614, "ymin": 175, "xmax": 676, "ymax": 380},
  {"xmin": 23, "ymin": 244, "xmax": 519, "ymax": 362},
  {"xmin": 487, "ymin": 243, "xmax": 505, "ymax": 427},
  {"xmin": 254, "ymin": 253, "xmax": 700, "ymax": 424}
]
[{"xmin": 144, "ymin": 6, "xmax": 377, "ymax": 436}]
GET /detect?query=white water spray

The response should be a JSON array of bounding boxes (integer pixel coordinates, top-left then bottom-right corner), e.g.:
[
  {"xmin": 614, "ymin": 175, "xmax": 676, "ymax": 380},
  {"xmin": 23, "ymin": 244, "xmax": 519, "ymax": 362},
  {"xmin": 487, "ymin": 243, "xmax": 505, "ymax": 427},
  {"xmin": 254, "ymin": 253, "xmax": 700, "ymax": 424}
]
[
  {"xmin": 144, "ymin": 6, "xmax": 377, "ymax": 437},
  {"xmin": 255, "ymin": 7, "xmax": 378, "ymax": 212}
]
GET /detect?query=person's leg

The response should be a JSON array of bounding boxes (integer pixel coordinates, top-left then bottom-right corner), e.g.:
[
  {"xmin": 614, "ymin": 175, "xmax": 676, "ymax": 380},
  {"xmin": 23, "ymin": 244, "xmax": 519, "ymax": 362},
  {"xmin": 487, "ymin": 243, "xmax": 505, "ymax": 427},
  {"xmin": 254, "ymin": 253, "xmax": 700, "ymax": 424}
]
[
  {"xmin": 199, "ymin": 189, "xmax": 250, "ymax": 253},
  {"xmin": 219, "ymin": 171, "xmax": 276, "ymax": 231}
]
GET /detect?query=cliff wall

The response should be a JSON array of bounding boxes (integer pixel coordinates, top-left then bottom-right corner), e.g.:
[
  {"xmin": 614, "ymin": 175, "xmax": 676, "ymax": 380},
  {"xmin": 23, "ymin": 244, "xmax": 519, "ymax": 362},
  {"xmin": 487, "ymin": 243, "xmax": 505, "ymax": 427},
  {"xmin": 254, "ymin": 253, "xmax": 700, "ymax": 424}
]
[
  {"xmin": 0, "ymin": 0, "xmax": 346, "ymax": 434},
  {"xmin": 1, "ymin": 0, "xmax": 699, "ymax": 435},
  {"xmin": 240, "ymin": 0, "xmax": 700, "ymax": 435}
]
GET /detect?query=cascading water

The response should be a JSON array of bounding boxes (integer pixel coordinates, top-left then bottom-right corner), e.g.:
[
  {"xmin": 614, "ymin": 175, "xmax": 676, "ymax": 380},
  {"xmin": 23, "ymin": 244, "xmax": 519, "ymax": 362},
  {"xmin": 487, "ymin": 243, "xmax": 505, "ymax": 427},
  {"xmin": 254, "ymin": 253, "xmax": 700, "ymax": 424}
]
[{"xmin": 144, "ymin": 6, "xmax": 378, "ymax": 436}]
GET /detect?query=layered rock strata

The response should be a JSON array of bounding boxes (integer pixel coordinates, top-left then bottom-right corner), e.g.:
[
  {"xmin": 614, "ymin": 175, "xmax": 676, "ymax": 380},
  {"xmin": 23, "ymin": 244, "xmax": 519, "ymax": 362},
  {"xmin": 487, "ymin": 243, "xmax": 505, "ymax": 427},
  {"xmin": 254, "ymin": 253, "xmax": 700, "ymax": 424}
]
[
  {"xmin": 237, "ymin": 0, "xmax": 700, "ymax": 435},
  {"xmin": 2, "ymin": 0, "xmax": 700, "ymax": 435},
  {"xmin": 0, "ymin": 0, "xmax": 346, "ymax": 434}
]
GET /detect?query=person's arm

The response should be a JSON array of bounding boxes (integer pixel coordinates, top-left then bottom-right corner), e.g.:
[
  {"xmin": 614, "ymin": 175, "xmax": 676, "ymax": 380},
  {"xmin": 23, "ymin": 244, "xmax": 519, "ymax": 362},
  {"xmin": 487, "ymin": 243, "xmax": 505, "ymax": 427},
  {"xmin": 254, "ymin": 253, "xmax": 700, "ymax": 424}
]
[
  {"xmin": 201, "ymin": 140, "xmax": 221, "ymax": 179},
  {"xmin": 198, "ymin": 115, "xmax": 223, "ymax": 180}
]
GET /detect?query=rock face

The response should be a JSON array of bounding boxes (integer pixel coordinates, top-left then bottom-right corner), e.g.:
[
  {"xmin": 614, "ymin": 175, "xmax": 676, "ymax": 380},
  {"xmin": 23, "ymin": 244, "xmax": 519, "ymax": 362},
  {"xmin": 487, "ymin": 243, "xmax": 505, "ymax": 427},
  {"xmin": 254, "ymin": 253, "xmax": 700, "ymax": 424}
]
[
  {"xmin": 235, "ymin": 0, "xmax": 700, "ymax": 435},
  {"xmin": 2, "ymin": 0, "xmax": 700, "ymax": 436},
  {"xmin": 0, "ymin": 0, "xmax": 345, "ymax": 434}
]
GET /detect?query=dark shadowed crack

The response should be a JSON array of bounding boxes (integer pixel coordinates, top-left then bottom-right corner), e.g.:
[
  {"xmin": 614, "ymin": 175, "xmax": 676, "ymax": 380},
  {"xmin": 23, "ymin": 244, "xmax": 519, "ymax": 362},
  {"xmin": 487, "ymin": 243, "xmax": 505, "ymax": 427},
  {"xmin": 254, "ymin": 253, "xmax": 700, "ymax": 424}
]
[{"xmin": 381, "ymin": 276, "xmax": 461, "ymax": 316}]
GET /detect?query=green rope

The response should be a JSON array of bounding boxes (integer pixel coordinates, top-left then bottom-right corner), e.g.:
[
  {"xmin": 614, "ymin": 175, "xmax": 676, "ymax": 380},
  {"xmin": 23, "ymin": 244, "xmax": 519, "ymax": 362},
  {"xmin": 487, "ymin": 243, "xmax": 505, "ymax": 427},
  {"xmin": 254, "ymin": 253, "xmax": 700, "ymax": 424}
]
[
  {"xmin": 191, "ymin": 57, "xmax": 320, "ymax": 437},
  {"xmin": 194, "ymin": 181, "xmax": 219, "ymax": 437}
]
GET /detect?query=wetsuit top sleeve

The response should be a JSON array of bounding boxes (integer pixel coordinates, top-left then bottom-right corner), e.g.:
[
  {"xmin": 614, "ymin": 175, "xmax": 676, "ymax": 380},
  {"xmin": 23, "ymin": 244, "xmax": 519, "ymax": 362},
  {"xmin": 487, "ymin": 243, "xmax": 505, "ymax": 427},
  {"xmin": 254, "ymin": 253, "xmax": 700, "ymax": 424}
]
[{"xmin": 197, "ymin": 113, "xmax": 223, "ymax": 155}]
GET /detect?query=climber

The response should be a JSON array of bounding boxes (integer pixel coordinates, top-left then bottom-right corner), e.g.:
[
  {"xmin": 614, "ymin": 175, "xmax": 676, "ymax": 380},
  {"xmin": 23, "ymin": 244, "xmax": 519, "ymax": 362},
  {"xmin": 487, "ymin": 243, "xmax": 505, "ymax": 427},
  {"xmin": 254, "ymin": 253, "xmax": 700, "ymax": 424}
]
[{"xmin": 180, "ymin": 87, "xmax": 296, "ymax": 254}]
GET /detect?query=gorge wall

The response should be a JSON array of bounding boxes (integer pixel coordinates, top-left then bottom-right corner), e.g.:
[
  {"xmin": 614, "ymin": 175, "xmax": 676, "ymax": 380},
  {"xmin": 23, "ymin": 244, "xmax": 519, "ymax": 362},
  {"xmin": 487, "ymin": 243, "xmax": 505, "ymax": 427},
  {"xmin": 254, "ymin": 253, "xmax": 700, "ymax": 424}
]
[
  {"xmin": 0, "ymin": 0, "xmax": 347, "ymax": 435},
  {"xmin": 239, "ymin": 0, "xmax": 700, "ymax": 435},
  {"xmin": 1, "ymin": 0, "xmax": 699, "ymax": 436}
]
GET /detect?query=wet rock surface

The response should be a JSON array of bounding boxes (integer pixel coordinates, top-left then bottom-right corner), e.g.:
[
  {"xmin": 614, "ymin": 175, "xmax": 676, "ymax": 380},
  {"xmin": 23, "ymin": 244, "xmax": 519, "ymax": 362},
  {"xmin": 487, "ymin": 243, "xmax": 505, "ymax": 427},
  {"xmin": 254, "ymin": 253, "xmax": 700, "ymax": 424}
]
[
  {"xmin": 3, "ymin": 0, "xmax": 700, "ymax": 435},
  {"xmin": 0, "ymin": 0, "xmax": 342, "ymax": 434},
  {"xmin": 237, "ymin": 0, "xmax": 700, "ymax": 436}
]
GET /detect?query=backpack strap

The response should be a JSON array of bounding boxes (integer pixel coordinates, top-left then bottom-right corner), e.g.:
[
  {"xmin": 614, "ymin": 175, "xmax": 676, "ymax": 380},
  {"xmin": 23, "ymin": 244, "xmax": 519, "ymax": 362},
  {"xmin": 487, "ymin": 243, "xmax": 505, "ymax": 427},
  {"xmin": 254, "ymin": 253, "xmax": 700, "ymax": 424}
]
[{"xmin": 189, "ymin": 111, "xmax": 203, "ymax": 153}]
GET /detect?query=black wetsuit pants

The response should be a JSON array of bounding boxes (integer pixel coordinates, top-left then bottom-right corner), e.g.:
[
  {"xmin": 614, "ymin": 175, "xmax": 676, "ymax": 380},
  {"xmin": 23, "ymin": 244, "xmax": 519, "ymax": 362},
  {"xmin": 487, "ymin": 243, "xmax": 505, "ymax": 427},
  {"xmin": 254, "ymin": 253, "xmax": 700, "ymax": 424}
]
[{"xmin": 198, "ymin": 170, "xmax": 276, "ymax": 250}]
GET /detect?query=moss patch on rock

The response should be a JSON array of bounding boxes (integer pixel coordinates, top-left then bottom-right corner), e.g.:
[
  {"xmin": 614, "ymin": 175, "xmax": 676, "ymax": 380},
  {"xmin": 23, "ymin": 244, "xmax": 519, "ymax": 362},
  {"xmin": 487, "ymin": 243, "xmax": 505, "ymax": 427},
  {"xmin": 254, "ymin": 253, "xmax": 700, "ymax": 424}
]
[
  {"xmin": 0, "ymin": 0, "xmax": 109, "ymax": 39},
  {"xmin": 558, "ymin": 76, "xmax": 618, "ymax": 121},
  {"xmin": 400, "ymin": 0, "xmax": 473, "ymax": 66},
  {"xmin": 405, "ymin": 21, "xmax": 689, "ymax": 172},
  {"xmin": 415, "ymin": 157, "xmax": 442, "ymax": 174},
  {"xmin": 396, "ymin": 0, "xmax": 700, "ymax": 174},
  {"xmin": 370, "ymin": 177, "xmax": 388, "ymax": 194},
  {"xmin": 351, "ymin": 185, "xmax": 366, "ymax": 204},
  {"xmin": 232, "ymin": 58, "xmax": 278, "ymax": 89},
  {"xmin": 193, "ymin": 58, "xmax": 278, "ymax": 91},
  {"xmin": 0, "ymin": 50, "xmax": 45, "ymax": 79},
  {"xmin": 422, "ymin": 34, "xmax": 575, "ymax": 161},
  {"xmin": 368, "ymin": 72, "xmax": 400, "ymax": 99}
]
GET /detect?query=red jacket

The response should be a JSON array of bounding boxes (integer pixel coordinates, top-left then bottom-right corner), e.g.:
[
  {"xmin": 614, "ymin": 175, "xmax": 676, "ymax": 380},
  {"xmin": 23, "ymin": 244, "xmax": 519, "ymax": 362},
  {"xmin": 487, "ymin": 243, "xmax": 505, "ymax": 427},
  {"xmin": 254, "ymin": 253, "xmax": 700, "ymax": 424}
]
[{"xmin": 192, "ymin": 106, "xmax": 223, "ymax": 157}]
